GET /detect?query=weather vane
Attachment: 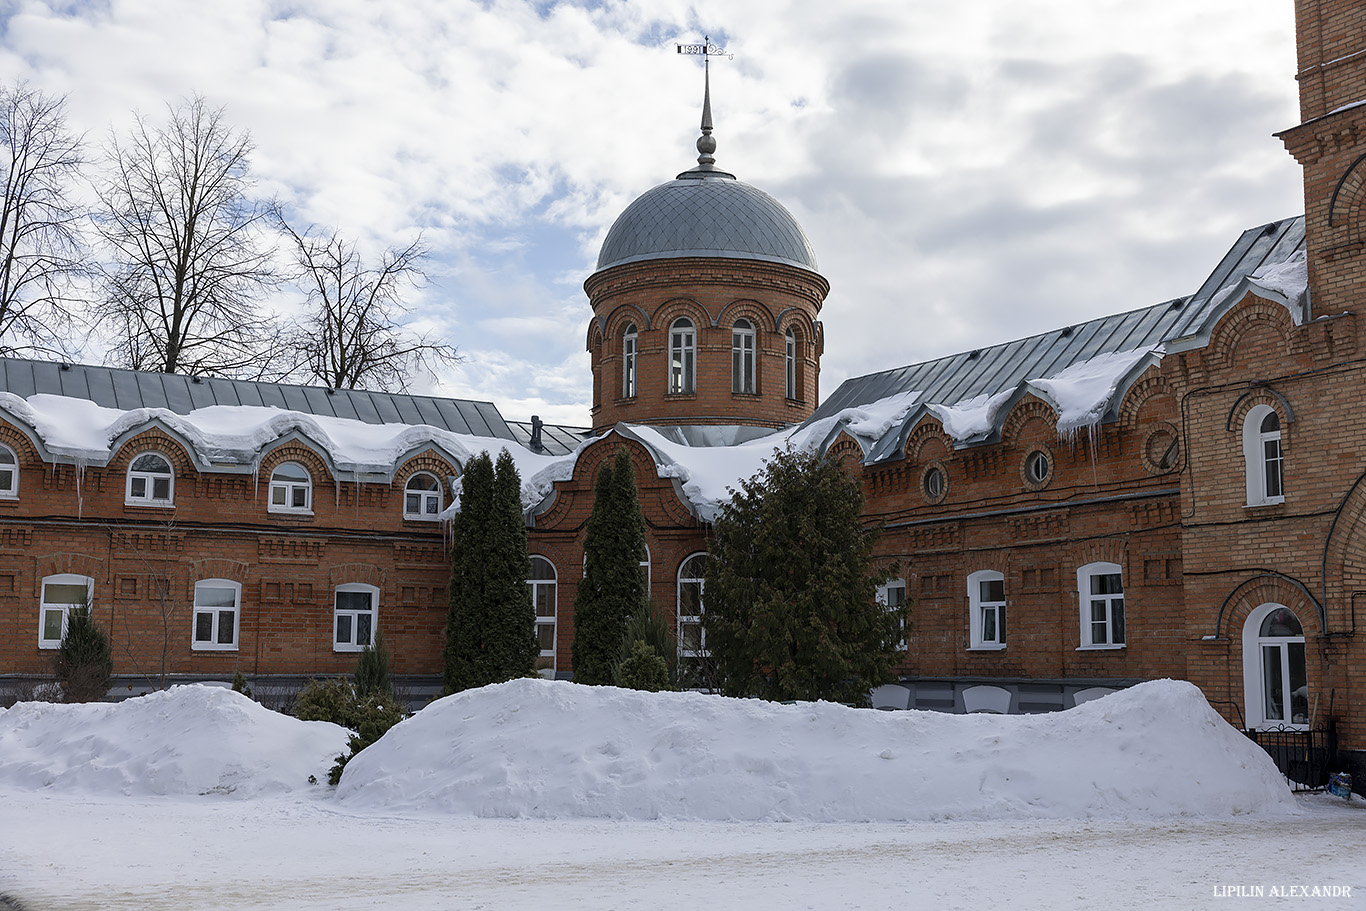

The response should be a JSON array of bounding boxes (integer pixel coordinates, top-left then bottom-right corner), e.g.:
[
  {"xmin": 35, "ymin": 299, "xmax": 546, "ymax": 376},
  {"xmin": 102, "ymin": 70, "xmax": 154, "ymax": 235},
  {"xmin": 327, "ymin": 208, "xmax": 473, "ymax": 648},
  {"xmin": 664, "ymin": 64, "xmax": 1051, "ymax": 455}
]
[{"xmin": 676, "ymin": 35, "xmax": 732, "ymax": 61}]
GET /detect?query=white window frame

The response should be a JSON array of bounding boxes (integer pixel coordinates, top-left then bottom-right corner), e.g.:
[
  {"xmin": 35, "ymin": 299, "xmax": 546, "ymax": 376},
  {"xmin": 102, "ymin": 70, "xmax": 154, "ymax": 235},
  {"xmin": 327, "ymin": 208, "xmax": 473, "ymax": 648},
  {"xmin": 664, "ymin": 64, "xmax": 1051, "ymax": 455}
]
[
  {"xmin": 968, "ymin": 570, "xmax": 1006, "ymax": 650},
  {"xmin": 0, "ymin": 443, "xmax": 18, "ymax": 498},
  {"xmin": 1241, "ymin": 602, "xmax": 1309, "ymax": 731},
  {"xmin": 1077, "ymin": 562, "xmax": 1125, "ymax": 649},
  {"xmin": 333, "ymin": 583, "xmax": 378, "ymax": 652},
  {"xmin": 192, "ymin": 579, "xmax": 241, "ymax": 651},
  {"xmin": 784, "ymin": 326, "xmax": 797, "ymax": 400},
  {"xmin": 528, "ymin": 556, "xmax": 557, "ymax": 669},
  {"xmin": 622, "ymin": 324, "xmax": 638, "ymax": 399},
  {"xmin": 1243, "ymin": 404, "xmax": 1285, "ymax": 506},
  {"xmin": 668, "ymin": 318, "xmax": 696, "ymax": 394},
  {"xmin": 268, "ymin": 461, "xmax": 313, "ymax": 514},
  {"xmin": 125, "ymin": 451, "xmax": 174, "ymax": 506},
  {"xmin": 877, "ymin": 578, "xmax": 908, "ymax": 651},
  {"xmin": 677, "ymin": 553, "xmax": 708, "ymax": 659},
  {"xmin": 39, "ymin": 573, "xmax": 93, "ymax": 649},
  {"xmin": 403, "ymin": 472, "xmax": 442, "ymax": 520},
  {"xmin": 732, "ymin": 318, "xmax": 756, "ymax": 394}
]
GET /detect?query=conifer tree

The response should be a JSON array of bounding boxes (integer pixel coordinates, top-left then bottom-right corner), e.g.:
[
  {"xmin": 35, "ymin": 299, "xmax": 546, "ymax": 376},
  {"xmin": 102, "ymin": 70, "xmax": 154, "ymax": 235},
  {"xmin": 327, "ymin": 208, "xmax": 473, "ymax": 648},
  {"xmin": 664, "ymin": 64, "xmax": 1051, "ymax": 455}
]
[
  {"xmin": 443, "ymin": 450, "xmax": 536, "ymax": 693},
  {"xmin": 572, "ymin": 447, "xmax": 649, "ymax": 685},
  {"xmin": 54, "ymin": 605, "xmax": 112, "ymax": 703},
  {"xmin": 704, "ymin": 447, "xmax": 901, "ymax": 706}
]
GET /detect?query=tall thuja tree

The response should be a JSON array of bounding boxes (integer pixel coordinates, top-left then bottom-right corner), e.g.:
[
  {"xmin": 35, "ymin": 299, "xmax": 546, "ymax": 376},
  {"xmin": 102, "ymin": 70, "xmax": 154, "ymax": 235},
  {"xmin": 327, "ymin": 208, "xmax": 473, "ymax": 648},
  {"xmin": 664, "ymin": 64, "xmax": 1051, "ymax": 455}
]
[
  {"xmin": 704, "ymin": 446, "xmax": 900, "ymax": 706},
  {"xmin": 443, "ymin": 450, "xmax": 536, "ymax": 693},
  {"xmin": 573, "ymin": 447, "xmax": 648, "ymax": 685}
]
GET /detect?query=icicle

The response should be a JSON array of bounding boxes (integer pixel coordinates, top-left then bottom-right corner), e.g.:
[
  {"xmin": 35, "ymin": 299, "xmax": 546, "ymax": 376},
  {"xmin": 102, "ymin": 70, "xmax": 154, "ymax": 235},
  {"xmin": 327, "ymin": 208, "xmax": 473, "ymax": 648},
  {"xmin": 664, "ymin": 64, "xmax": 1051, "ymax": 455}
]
[
  {"xmin": 251, "ymin": 462, "xmax": 260, "ymax": 504},
  {"xmin": 75, "ymin": 458, "xmax": 86, "ymax": 519},
  {"xmin": 1087, "ymin": 423, "xmax": 1100, "ymax": 489}
]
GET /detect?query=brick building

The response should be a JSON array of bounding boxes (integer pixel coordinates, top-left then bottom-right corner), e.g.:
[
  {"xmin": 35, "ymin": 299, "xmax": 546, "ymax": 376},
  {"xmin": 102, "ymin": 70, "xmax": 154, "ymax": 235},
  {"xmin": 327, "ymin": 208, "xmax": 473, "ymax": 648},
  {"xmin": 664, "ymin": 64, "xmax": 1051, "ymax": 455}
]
[{"xmin": 2, "ymin": 0, "xmax": 1364, "ymax": 785}]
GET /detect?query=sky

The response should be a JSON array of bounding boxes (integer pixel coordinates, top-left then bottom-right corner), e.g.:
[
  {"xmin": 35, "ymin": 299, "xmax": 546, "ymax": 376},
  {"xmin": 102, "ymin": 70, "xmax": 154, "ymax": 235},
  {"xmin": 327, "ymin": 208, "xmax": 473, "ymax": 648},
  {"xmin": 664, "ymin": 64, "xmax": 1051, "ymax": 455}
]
[{"xmin": 0, "ymin": 0, "xmax": 1305, "ymax": 427}]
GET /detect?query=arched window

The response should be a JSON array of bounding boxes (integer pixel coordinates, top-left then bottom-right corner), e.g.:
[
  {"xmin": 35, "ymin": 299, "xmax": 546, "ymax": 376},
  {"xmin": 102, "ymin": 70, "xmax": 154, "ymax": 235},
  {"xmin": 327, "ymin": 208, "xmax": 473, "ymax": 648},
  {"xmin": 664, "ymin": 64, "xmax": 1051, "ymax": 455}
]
[
  {"xmin": 334, "ymin": 582, "xmax": 378, "ymax": 652},
  {"xmin": 528, "ymin": 556, "xmax": 557, "ymax": 671},
  {"xmin": 1077, "ymin": 561, "xmax": 1124, "ymax": 648},
  {"xmin": 784, "ymin": 326, "xmax": 797, "ymax": 400},
  {"xmin": 732, "ymin": 318, "xmax": 755, "ymax": 394},
  {"xmin": 677, "ymin": 553, "xmax": 708, "ymax": 659},
  {"xmin": 126, "ymin": 452, "xmax": 174, "ymax": 505},
  {"xmin": 269, "ymin": 461, "xmax": 312, "ymax": 513},
  {"xmin": 0, "ymin": 444, "xmax": 17, "ymax": 497},
  {"xmin": 1243, "ymin": 404, "xmax": 1285, "ymax": 506},
  {"xmin": 622, "ymin": 323, "xmax": 638, "ymax": 399},
  {"xmin": 1242, "ymin": 603, "xmax": 1308, "ymax": 729},
  {"xmin": 404, "ymin": 472, "xmax": 442, "ymax": 519},
  {"xmin": 968, "ymin": 570, "xmax": 1006, "ymax": 649},
  {"xmin": 669, "ymin": 318, "xmax": 695, "ymax": 394},
  {"xmin": 39, "ymin": 573, "xmax": 92, "ymax": 649},
  {"xmin": 192, "ymin": 579, "xmax": 241, "ymax": 650}
]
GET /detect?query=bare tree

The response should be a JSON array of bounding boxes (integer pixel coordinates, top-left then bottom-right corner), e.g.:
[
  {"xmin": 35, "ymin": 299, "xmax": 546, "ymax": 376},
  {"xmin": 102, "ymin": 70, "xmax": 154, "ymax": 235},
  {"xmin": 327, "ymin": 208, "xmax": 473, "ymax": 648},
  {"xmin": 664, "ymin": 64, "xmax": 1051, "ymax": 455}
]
[
  {"xmin": 95, "ymin": 95, "xmax": 282, "ymax": 377},
  {"xmin": 276, "ymin": 215, "xmax": 460, "ymax": 390},
  {"xmin": 0, "ymin": 82, "xmax": 89, "ymax": 356}
]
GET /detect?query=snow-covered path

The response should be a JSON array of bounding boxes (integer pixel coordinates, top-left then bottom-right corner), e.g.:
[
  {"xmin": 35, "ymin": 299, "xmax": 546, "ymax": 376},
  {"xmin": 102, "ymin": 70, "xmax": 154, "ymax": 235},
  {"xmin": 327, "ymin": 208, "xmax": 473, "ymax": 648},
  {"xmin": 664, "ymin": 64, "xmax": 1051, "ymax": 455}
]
[{"xmin": 2, "ymin": 791, "xmax": 1361, "ymax": 910}]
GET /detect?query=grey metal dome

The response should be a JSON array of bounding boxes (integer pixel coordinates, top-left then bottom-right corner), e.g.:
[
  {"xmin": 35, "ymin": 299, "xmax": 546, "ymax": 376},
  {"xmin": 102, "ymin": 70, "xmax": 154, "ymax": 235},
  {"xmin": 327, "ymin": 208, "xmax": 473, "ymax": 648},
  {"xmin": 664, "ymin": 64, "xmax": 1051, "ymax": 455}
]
[{"xmin": 595, "ymin": 173, "xmax": 820, "ymax": 274}]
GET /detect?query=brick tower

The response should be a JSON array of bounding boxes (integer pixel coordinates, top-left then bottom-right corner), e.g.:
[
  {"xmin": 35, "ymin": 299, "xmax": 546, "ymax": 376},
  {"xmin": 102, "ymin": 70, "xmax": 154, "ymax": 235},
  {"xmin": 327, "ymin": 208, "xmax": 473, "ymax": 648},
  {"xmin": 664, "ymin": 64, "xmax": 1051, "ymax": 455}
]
[
  {"xmin": 1279, "ymin": 1, "xmax": 1366, "ymax": 317},
  {"xmin": 584, "ymin": 67, "xmax": 829, "ymax": 436}
]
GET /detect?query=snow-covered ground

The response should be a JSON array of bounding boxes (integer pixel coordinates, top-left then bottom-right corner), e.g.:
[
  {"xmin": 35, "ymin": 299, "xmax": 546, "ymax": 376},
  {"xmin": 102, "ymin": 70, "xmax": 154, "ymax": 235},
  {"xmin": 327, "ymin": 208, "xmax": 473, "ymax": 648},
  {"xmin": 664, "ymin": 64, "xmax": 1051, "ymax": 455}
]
[{"xmin": 1, "ymin": 680, "xmax": 1362, "ymax": 910}]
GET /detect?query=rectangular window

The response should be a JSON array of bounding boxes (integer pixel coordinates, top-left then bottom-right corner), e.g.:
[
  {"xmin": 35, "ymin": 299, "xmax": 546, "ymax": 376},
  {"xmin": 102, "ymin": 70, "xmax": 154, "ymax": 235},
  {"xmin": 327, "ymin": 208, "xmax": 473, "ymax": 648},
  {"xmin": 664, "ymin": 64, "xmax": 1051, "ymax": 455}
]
[
  {"xmin": 334, "ymin": 585, "xmax": 377, "ymax": 652},
  {"xmin": 192, "ymin": 581, "xmax": 240, "ymax": 650},
  {"xmin": 39, "ymin": 575, "xmax": 92, "ymax": 649},
  {"xmin": 968, "ymin": 571, "xmax": 1006, "ymax": 649},
  {"xmin": 878, "ymin": 580, "xmax": 908, "ymax": 651},
  {"xmin": 1078, "ymin": 563, "xmax": 1125, "ymax": 648}
]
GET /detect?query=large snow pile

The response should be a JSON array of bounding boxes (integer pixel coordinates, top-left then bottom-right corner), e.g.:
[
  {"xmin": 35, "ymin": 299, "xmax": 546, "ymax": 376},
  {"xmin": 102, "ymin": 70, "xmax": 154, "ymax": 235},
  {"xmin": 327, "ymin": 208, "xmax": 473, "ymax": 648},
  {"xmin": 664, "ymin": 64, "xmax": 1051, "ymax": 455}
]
[
  {"xmin": 0, "ymin": 685, "xmax": 347, "ymax": 798},
  {"xmin": 336, "ymin": 678, "xmax": 1295, "ymax": 821}
]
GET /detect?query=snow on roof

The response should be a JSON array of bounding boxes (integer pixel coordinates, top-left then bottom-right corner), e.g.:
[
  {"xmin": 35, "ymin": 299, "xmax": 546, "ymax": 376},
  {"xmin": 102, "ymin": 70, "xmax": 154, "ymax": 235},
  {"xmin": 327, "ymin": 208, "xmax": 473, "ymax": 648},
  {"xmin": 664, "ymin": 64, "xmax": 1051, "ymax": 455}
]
[
  {"xmin": 0, "ymin": 391, "xmax": 587, "ymax": 509},
  {"xmin": 332, "ymin": 678, "xmax": 1292, "ymax": 821}
]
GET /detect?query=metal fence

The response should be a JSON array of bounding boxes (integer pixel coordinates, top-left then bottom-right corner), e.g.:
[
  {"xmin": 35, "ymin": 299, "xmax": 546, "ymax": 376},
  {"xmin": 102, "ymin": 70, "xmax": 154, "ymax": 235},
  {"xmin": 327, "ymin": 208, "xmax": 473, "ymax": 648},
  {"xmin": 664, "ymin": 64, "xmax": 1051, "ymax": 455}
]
[{"xmin": 1242, "ymin": 722, "xmax": 1338, "ymax": 791}]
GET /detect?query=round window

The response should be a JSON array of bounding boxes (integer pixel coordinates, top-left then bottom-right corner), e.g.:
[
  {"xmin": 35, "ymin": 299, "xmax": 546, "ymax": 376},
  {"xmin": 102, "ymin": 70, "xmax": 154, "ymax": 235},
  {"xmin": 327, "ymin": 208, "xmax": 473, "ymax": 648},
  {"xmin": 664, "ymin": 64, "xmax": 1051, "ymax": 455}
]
[
  {"xmin": 923, "ymin": 464, "xmax": 946, "ymax": 502},
  {"xmin": 1025, "ymin": 450, "xmax": 1050, "ymax": 484},
  {"xmin": 1143, "ymin": 427, "xmax": 1179, "ymax": 474}
]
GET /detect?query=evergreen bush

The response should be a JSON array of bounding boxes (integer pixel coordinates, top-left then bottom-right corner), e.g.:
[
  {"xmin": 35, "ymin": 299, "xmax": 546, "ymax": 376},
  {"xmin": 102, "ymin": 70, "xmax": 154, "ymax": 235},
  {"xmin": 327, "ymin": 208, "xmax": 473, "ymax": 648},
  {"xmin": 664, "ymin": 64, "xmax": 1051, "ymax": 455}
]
[
  {"xmin": 53, "ymin": 605, "xmax": 112, "ymax": 703},
  {"xmin": 354, "ymin": 629, "xmax": 392, "ymax": 698},
  {"xmin": 616, "ymin": 640, "xmax": 672, "ymax": 692},
  {"xmin": 230, "ymin": 671, "xmax": 253, "ymax": 698},
  {"xmin": 443, "ymin": 450, "xmax": 538, "ymax": 693},
  {"xmin": 294, "ymin": 677, "xmax": 406, "ymax": 785},
  {"xmin": 615, "ymin": 603, "xmax": 676, "ymax": 682},
  {"xmin": 572, "ymin": 448, "xmax": 649, "ymax": 685},
  {"xmin": 704, "ymin": 446, "xmax": 901, "ymax": 706}
]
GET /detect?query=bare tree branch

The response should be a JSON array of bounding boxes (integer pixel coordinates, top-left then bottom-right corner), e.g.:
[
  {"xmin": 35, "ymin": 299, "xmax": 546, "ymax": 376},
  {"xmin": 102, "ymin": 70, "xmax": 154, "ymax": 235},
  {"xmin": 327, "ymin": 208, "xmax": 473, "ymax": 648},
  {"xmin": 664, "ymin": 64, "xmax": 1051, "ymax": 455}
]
[
  {"xmin": 0, "ymin": 81, "xmax": 90, "ymax": 357},
  {"xmin": 275, "ymin": 212, "xmax": 461, "ymax": 390},
  {"xmin": 94, "ymin": 95, "xmax": 286, "ymax": 377}
]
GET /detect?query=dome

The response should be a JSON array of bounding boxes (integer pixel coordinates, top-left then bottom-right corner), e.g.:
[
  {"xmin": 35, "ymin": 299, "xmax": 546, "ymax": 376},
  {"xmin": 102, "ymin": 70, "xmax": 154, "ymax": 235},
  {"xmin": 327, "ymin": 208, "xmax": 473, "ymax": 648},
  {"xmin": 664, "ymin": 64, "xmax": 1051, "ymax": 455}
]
[{"xmin": 595, "ymin": 171, "xmax": 819, "ymax": 275}]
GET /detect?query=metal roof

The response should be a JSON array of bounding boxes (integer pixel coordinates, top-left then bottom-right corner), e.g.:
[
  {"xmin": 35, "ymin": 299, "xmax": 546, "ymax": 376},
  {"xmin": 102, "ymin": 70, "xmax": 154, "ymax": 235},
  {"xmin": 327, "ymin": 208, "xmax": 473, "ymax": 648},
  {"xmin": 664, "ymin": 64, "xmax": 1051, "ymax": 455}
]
[
  {"xmin": 809, "ymin": 216, "xmax": 1307, "ymax": 461},
  {"xmin": 594, "ymin": 172, "xmax": 820, "ymax": 275},
  {"xmin": 0, "ymin": 358, "xmax": 587, "ymax": 457}
]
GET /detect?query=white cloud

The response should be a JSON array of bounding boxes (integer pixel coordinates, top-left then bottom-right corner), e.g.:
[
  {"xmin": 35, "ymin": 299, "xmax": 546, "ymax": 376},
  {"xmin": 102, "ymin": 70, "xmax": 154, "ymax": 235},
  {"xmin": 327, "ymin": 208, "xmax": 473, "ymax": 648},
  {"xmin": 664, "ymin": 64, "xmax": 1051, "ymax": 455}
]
[{"xmin": 0, "ymin": 0, "xmax": 1303, "ymax": 427}]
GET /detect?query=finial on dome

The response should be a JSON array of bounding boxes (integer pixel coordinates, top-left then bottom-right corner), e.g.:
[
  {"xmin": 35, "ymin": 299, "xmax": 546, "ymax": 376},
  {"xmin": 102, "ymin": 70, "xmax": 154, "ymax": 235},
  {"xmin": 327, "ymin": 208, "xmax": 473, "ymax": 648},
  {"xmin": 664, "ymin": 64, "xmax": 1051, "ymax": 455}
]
[{"xmin": 696, "ymin": 56, "xmax": 717, "ymax": 167}]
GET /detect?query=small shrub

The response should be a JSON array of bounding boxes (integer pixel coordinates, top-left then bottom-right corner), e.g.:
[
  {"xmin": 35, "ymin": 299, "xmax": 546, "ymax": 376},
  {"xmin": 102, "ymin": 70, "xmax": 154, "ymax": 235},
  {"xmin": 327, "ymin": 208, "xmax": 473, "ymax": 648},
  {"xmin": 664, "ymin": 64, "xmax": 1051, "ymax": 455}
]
[
  {"xmin": 53, "ymin": 607, "xmax": 112, "ymax": 703},
  {"xmin": 616, "ymin": 604, "xmax": 676, "ymax": 682},
  {"xmin": 230, "ymin": 671, "xmax": 253, "ymax": 698},
  {"xmin": 354, "ymin": 630, "xmax": 392, "ymax": 698},
  {"xmin": 294, "ymin": 677, "xmax": 406, "ymax": 785},
  {"xmin": 616, "ymin": 640, "xmax": 673, "ymax": 693}
]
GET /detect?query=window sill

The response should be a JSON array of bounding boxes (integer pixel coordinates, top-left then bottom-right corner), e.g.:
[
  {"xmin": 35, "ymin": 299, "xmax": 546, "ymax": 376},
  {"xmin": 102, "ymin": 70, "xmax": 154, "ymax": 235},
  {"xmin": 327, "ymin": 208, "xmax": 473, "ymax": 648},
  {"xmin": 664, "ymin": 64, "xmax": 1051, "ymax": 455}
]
[
  {"xmin": 191, "ymin": 643, "xmax": 239, "ymax": 652},
  {"xmin": 38, "ymin": 642, "xmax": 59, "ymax": 650},
  {"xmin": 1243, "ymin": 498, "xmax": 1285, "ymax": 509},
  {"xmin": 1076, "ymin": 644, "xmax": 1126, "ymax": 651},
  {"xmin": 333, "ymin": 645, "xmax": 365, "ymax": 653},
  {"xmin": 267, "ymin": 509, "xmax": 315, "ymax": 518},
  {"xmin": 124, "ymin": 501, "xmax": 175, "ymax": 510},
  {"xmin": 731, "ymin": 390, "xmax": 760, "ymax": 398},
  {"xmin": 664, "ymin": 392, "xmax": 697, "ymax": 401},
  {"xmin": 967, "ymin": 644, "xmax": 1007, "ymax": 651},
  {"xmin": 0, "ymin": 495, "xmax": 17, "ymax": 506},
  {"xmin": 403, "ymin": 514, "xmax": 442, "ymax": 523}
]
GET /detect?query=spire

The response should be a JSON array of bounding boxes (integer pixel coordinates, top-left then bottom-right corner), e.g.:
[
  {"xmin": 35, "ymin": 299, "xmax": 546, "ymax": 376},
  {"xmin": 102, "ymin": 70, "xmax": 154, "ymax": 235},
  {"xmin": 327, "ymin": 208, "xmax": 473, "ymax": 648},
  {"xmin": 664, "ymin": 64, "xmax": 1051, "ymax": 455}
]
[{"xmin": 696, "ymin": 57, "xmax": 717, "ymax": 168}]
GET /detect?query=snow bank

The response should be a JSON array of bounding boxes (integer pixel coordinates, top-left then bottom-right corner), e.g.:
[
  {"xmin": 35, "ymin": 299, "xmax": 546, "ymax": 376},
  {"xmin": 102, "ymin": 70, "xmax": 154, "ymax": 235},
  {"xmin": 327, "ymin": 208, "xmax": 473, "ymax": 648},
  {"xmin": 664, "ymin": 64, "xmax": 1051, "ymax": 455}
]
[
  {"xmin": 335, "ymin": 678, "xmax": 1294, "ymax": 821},
  {"xmin": 0, "ymin": 685, "xmax": 348, "ymax": 798}
]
